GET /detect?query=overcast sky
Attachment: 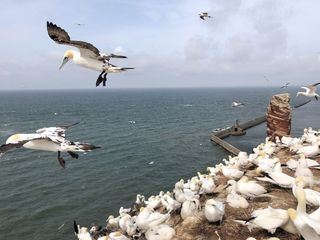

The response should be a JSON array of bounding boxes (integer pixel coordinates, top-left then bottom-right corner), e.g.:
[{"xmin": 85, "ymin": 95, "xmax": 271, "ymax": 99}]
[{"xmin": 1, "ymin": 0, "xmax": 320, "ymax": 89}]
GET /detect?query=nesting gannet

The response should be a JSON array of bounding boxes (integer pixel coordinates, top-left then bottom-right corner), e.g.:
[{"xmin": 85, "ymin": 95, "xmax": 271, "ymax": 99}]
[
  {"xmin": 256, "ymin": 162, "xmax": 295, "ymax": 188},
  {"xmin": 287, "ymin": 209, "xmax": 320, "ymax": 240},
  {"xmin": 286, "ymin": 158, "xmax": 320, "ymax": 170},
  {"xmin": 74, "ymin": 221, "xmax": 92, "ymax": 240},
  {"xmin": 204, "ymin": 199, "xmax": 225, "ymax": 223},
  {"xmin": 47, "ymin": 22, "xmax": 134, "ymax": 87},
  {"xmin": 236, "ymin": 207, "xmax": 289, "ymax": 234},
  {"xmin": 199, "ymin": 12, "xmax": 212, "ymax": 20},
  {"xmin": 296, "ymin": 83, "xmax": 320, "ymax": 100},
  {"xmin": 0, "ymin": 123, "xmax": 100, "ymax": 168},
  {"xmin": 228, "ymin": 176, "xmax": 267, "ymax": 198},
  {"xmin": 106, "ymin": 215, "xmax": 120, "ymax": 232},
  {"xmin": 221, "ymin": 163, "xmax": 244, "ymax": 179},
  {"xmin": 180, "ymin": 199, "xmax": 201, "ymax": 220},
  {"xmin": 292, "ymin": 178, "xmax": 320, "ymax": 206},
  {"xmin": 135, "ymin": 207, "xmax": 170, "ymax": 231},
  {"xmin": 231, "ymin": 101, "xmax": 244, "ymax": 107},
  {"xmin": 297, "ymin": 141, "xmax": 320, "ymax": 157},
  {"xmin": 226, "ymin": 186, "xmax": 249, "ymax": 208},
  {"xmin": 288, "ymin": 178, "xmax": 320, "ymax": 239},
  {"xmin": 294, "ymin": 157, "xmax": 315, "ymax": 187},
  {"xmin": 145, "ymin": 224, "xmax": 175, "ymax": 240},
  {"xmin": 109, "ymin": 231, "xmax": 130, "ymax": 240},
  {"xmin": 160, "ymin": 193, "xmax": 181, "ymax": 213},
  {"xmin": 199, "ymin": 175, "xmax": 216, "ymax": 194},
  {"xmin": 280, "ymin": 82, "xmax": 290, "ymax": 89}
]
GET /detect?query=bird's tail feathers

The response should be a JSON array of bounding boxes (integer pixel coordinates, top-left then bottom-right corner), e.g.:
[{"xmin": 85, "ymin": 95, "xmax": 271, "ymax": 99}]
[
  {"xmin": 77, "ymin": 143, "xmax": 101, "ymax": 151},
  {"xmin": 60, "ymin": 122, "xmax": 80, "ymax": 129},
  {"xmin": 110, "ymin": 54, "xmax": 127, "ymax": 59},
  {"xmin": 121, "ymin": 67, "xmax": 135, "ymax": 70},
  {"xmin": 66, "ymin": 142, "xmax": 101, "ymax": 152}
]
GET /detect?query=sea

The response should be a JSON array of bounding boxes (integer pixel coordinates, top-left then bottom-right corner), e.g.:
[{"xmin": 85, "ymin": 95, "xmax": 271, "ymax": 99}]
[{"xmin": 0, "ymin": 87, "xmax": 319, "ymax": 239}]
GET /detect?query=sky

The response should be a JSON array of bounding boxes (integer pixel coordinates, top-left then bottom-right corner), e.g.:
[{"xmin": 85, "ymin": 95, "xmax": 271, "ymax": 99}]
[{"xmin": 1, "ymin": 0, "xmax": 320, "ymax": 89}]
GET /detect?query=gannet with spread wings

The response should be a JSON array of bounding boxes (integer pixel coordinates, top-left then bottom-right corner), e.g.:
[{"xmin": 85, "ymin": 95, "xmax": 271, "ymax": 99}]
[
  {"xmin": 47, "ymin": 21, "xmax": 134, "ymax": 87},
  {"xmin": 0, "ymin": 123, "xmax": 100, "ymax": 168}
]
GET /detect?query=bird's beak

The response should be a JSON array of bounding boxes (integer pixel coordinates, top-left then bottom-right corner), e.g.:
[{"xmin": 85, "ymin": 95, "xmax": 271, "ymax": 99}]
[{"xmin": 59, "ymin": 57, "xmax": 69, "ymax": 70}]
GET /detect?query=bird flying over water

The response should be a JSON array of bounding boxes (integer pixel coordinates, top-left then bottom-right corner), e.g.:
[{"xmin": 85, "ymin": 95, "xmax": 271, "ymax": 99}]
[
  {"xmin": 46, "ymin": 21, "xmax": 134, "ymax": 87},
  {"xmin": 296, "ymin": 83, "xmax": 320, "ymax": 100},
  {"xmin": 280, "ymin": 82, "xmax": 290, "ymax": 89},
  {"xmin": 199, "ymin": 12, "xmax": 212, "ymax": 20},
  {"xmin": 0, "ymin": 123, "xmax": 100, "ymax": 168}
]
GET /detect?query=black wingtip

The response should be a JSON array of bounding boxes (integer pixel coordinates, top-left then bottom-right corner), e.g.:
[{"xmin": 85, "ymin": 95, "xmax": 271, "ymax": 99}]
[
  {"xmin": 244, "ymin": 216, "xmax": 255, "ymax": 223},
  {"xmin": 74, "ymin": 220, "xmax": 78, "ymax": 234}
]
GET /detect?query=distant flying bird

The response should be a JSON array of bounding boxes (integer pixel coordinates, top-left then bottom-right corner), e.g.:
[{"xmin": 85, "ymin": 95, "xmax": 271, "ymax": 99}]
[
  {"xmin": 47, "ymin": 21, "xmax": 134, "ymax": 87},
  {"xmin": 0, "ymin": 123, "xmax": 100, "ymax": 168},
  {"xmin": 232, "ymin": 101, "xmax": 244, "ymax": 107},
  {"xmin": 75, "ymin": 23, "xmax": 85, "ymax": 26},
  {"xmin": 199, "ymin": 12, "xmax": 212, "ymax": 20},
  {"xmin": 263, "ymin": 76, "xmax": 270, "ymax": 82},
  {"xmin": 296, "ymin": 83, "xmax": 320, "ymax": 100},
  {"xmin": 280, "ymin": 82, "xmax": 290, "ymax": 89}
]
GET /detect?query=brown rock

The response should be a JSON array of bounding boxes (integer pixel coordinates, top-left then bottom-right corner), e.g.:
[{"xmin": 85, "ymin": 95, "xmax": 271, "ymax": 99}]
[{"xmin": 267, "ymin": 93, "xmax": 291, "ymax": 141}]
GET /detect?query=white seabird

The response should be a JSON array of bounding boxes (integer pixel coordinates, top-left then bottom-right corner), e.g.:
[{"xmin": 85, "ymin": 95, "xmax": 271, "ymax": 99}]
[
  {"xmin": 296, "ymin": 83, "xmax": 320, "ymax": 100},
  {"xmin": 0, "ymin": 123, "xmax": 100, "ymax": 168},
  {"xmin": 199, "ymin": 12, "xmax": 212, "ymax": 20},
  {"xmin": 231, "ymin": 101, "xmax": 244, "ymax": 107},
  {"xmin": 235, "ymin": 207, "xmax": 291, "ymax": 234},
  {"xmin": 47, "ymin": 21, "xmax": 134, "ymax": 87},
  {"xmin": 204, "ymin": 199, "xmax": 225, "ymax": 223}
]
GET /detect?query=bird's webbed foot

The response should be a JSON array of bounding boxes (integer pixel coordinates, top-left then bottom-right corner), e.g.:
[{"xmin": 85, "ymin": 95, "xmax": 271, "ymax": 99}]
[
  {"xmin": 96, "ymin": 71, "xmax": 105, "ymax": 87},
  {"xmin": 68, "ymin": 151, "xmax": 79, "ymax": 159},
  {"xmin": 57, "ymin": 151, "xmax": 66, "ymax": 168}
]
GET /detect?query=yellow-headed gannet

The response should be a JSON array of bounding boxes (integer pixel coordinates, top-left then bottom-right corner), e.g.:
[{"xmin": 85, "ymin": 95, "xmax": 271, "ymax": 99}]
[
  {"xmin": 204, "ymin": 199, "xmax": 225, "ymax": 223},
  {"xmin": 47, "ymin": 22, "xmax": 134, "ymax": 87},
  {"xmin": 0, "ymin": 123, "xmax": 100, "ymax": 168}
]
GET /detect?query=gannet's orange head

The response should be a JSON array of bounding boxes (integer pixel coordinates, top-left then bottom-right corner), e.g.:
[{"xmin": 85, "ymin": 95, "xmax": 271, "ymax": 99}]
[
  {"xmin": 6, "ymin": 134, "xmax": 22, "ymax": 144},
  {"xmin": 59, "ymin": 50, "xmax": 74, "ymax": 70}
]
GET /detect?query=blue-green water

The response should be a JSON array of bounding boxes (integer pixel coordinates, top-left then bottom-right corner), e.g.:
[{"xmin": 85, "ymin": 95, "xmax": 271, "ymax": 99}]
[{"xmin": 0, "ymin": 88, "xmax": 319, "ymax": 239}]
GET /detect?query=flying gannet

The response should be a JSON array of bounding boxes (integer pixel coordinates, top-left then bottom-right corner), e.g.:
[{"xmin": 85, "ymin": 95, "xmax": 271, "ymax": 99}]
[
  {"xmin": 296, "ymin": 83, "xmax": 320, "ymax": 100},
  {"xmin": 280, "ymin": 82, "xmax": 290, "ymax": 89},
  {"xmin": 47, "ymin": 21, "xmax": 134, "ymax": 87},
  {"xmin": 199, "ymin": 12, "xmax": 212, "ymax": 20},
  {"xmin": 0, "ymin": 123, "xmax": 100, "ymax": 168}
]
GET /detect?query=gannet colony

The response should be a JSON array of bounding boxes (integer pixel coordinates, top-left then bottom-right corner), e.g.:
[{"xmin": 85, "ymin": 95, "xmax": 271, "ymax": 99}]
[{"xmin": 73, "ymin": 127, "xmax": 320, "ymax": 240}]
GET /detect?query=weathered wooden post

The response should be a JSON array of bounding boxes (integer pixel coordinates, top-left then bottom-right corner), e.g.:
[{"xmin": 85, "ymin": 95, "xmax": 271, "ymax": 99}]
[{"xmin": 266, "ymin": 93, "xmax": 292, "ymax": 141}]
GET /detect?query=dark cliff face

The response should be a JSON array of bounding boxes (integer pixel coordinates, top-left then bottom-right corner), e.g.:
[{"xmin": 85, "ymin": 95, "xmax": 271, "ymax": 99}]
[{"xmin": 267, "ymin": 93, "xmax": 292, "ymax": 141}]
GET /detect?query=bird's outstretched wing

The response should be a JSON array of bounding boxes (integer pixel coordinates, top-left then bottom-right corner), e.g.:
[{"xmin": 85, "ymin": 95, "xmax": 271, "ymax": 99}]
[
  {"xmin": 301, "ymin": 86, "xmax": 310, "ymax": 94},
  {"xmin": 0, "ymin": 142, "xmax": 26, "ymax": 157},
  {"xmin": 0, "ymin": 135, "xmax": 47, "ymax": 157},
  {"xmin": 200, "ymin": 16, "xmax": 205, "ymax": 20},
  {"xmin": 47, "ymin": 22, "xmax": 100, "ymax": 59},
  {"xmin": 98, "ymin": 53, "xmax": 127, "ymax": 62},
  {"xmin": 312, "ymin": 82, "xmax": 320, "ymax": 86},
  {"xmin": 36, "ymin": 123, "xmax": 79, "ymax": 144}
]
